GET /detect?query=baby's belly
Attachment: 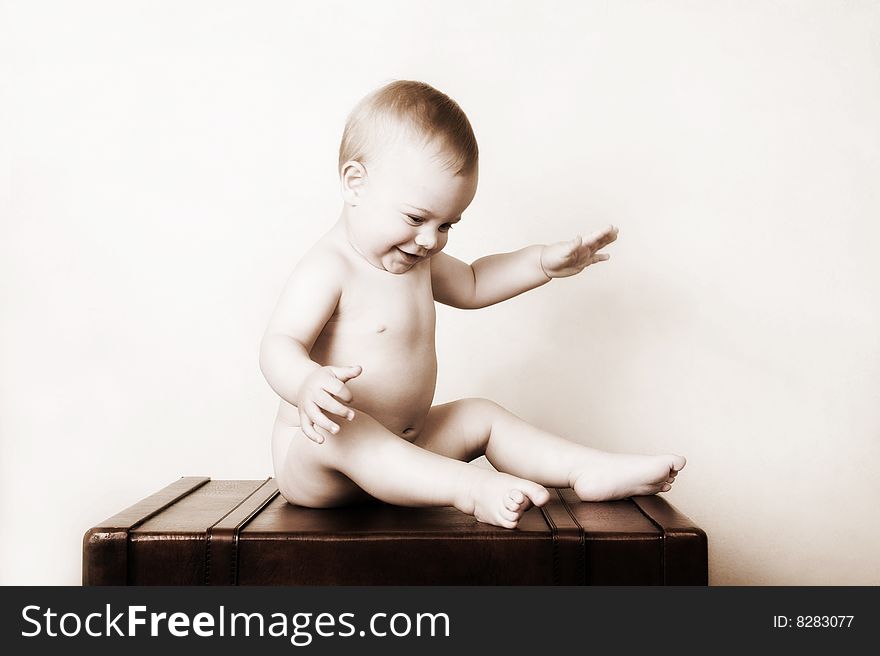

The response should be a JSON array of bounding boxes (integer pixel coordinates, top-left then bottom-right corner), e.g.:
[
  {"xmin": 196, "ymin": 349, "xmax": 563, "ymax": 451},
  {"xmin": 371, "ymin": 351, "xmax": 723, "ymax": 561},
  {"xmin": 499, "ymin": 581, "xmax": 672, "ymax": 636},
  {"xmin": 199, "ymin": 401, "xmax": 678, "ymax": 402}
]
[
  {"xmin": 345, "ymin": 345, "xmax": 437, "ymax": 437},
  {"xmin": 290, "ymin": 336, "xmax": 437, "ymax": 440}
]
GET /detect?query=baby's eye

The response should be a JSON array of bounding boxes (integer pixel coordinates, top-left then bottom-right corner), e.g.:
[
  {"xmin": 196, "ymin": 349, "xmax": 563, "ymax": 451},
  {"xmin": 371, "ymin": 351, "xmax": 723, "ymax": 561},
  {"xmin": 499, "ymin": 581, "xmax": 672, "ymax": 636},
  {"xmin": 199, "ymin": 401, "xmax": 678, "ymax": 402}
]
[
  {"xmin": 405, "ymin": 214, "xmax": 425, "ymax": 225},
  {"xmin": 439, "ymin": 223, "xmax": 454, "ymax": 233}
]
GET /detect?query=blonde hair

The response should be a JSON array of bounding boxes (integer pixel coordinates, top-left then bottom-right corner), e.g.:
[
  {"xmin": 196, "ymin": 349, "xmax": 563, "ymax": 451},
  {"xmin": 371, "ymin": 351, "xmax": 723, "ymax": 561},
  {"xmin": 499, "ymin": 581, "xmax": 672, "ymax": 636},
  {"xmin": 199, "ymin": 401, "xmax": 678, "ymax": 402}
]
[{"xmin": 338, "ymin": 80, "xmax": 478, "ymax": 177}]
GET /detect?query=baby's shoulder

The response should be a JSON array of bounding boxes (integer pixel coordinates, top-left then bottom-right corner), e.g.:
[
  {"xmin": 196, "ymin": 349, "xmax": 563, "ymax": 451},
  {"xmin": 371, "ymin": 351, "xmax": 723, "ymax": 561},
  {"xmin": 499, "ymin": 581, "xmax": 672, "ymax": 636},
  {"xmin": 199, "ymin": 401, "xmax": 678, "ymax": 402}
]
[{"xmin": 292, "ymin": 237, "xmax": 352, "ymax": 285}]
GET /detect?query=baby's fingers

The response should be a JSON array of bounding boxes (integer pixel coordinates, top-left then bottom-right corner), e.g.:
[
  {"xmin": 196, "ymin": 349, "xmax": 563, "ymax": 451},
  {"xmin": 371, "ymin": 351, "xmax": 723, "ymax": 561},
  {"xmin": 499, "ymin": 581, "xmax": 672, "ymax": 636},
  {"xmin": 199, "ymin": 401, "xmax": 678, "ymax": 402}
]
[
  {"xmin": 316, "ymin": 391, "xmax": 355, "ymax": 422},
  {"xmin": 305, "ymin": 403, "xmax": 341, "ymax": 439},
  {"xmin": 327, "ymin": 364, "xmax": 362, "ymax": 383},
  {"xmin": 310, "ymin": 424, "xmax": 334, "ymax": 443},
  {"xmin": 303, "ymin": 422, "xmax": 333, "ymax": 444},
  {"xmin": 584, "ymin": 225, "xmax": 618, "ymax": 251},
  {"xmin": 299, "ymin": 415, "xmax": 325, "ymax": 444},
  {"xmin": 301, "ymin": 424, "xmax": 322, "ymax": 443},
  {"xmin": 324, "ymin": 377, "xmax": 354, "ymax": 404}
]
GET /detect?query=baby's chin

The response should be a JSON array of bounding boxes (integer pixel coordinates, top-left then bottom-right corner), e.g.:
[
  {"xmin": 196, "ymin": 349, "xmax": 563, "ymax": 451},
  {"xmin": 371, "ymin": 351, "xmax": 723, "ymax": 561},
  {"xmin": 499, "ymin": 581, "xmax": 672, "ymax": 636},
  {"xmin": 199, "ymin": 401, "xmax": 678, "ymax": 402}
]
[
  {"xmin": 382, "ymin": 248, "xmax": 429, "ymax": 274},
  {"xmin": 383, "ymin": 260, "xmax": 419, "ymax": 275}
]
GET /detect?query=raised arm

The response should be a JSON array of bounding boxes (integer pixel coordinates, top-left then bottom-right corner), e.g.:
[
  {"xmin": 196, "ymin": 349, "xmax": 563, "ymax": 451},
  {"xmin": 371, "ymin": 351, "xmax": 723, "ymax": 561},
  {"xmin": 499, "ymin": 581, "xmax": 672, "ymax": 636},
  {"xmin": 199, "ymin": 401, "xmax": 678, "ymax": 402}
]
[
  {"xmin": 432, "ymin": 225, "xmax": 619, "ymax": 309},
  {"xmin": 259, "ymin": 251, "xmax": 360, "ymax": 443},
  {"xmin": 431, "ymin": 247, "xmax": 548, "ymax": 309}
]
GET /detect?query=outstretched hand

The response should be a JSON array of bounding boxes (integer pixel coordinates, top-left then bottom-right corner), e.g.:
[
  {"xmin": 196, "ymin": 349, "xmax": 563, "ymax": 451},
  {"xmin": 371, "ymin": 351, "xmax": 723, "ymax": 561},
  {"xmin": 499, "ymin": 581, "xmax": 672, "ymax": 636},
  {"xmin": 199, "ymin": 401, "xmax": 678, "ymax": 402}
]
[
  {"xmin": 540, "ymin": 225, "xmax": 619, "ymax": 279},
  {"xmin": 296, "ymin": 365, "xmax": 362, "ymax": 443}
]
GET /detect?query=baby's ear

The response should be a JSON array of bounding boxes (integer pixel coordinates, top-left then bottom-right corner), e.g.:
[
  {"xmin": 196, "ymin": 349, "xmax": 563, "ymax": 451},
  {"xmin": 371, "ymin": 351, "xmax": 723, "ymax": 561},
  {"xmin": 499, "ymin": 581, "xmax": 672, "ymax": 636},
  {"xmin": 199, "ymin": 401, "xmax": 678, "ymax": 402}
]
[{"xmin": 340, "ymin": 160, "xmax": 367, "ymax": 206}]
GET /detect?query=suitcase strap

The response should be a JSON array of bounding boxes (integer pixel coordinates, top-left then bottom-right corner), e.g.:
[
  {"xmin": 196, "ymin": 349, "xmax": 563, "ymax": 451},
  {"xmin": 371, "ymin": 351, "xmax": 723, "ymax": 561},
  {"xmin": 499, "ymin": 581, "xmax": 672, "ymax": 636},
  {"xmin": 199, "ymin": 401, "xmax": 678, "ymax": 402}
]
[
  {"xmin": 205, "ymin": 478, "xmax": 280, "ymax": 585},
  {"xmin": 540, "ymin": 489, "xmax": 586, "ymax": 585}
]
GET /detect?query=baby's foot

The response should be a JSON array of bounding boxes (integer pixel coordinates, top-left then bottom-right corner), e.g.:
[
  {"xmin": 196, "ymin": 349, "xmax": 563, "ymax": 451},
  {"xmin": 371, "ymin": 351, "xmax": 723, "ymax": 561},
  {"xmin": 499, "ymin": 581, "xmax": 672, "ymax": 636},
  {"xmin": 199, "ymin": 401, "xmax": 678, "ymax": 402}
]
[
  {"xmin": 456, "ymin": 469, "xmax": 550, "ymax": 529},
  {"xmin": 570, "ymin": 452, "xmax": 686, "ymax": 502}
]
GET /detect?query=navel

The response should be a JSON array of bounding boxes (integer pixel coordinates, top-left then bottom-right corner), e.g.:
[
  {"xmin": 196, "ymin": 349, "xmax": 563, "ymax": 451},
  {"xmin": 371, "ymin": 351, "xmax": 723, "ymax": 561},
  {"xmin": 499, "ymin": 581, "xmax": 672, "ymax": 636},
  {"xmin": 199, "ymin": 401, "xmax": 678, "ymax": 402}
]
[{"xmin": 376, "ymin": 325, "xmax": 386, "ymax": 333}]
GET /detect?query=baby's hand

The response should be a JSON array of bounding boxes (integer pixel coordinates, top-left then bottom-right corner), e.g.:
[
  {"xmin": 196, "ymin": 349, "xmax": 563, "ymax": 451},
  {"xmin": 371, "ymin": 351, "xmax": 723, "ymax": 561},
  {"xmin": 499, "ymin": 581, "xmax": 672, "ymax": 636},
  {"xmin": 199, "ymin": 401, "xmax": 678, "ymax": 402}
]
[
  {"xmin": 540, "ymin": 225, "xmax": 619, "ymax": 278},
  {"xmin": 296, "ymin": 365, "xmax": 362, "ymax": 443}
]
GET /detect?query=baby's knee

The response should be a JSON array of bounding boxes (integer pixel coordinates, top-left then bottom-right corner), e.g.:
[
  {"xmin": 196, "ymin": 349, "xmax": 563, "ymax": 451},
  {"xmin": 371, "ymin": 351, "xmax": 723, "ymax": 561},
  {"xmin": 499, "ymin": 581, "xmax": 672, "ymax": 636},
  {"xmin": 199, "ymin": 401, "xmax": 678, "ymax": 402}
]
[
  {"xmin": 458, "ymin": 396, "xmax": 497, "ymax": 412},
  {"xmin": 451, "ymin": 398, "xmax": 506, "ymax": 453},
  {"xmin": 458, "ymin": 397, "xmax": 505, "ymax": 420}
]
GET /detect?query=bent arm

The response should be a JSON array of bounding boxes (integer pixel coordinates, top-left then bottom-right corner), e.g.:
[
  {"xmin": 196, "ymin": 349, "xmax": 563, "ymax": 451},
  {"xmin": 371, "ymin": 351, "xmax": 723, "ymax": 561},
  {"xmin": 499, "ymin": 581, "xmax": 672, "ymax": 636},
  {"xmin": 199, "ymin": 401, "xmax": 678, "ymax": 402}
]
[
  {"xmin": 431, "ymin": 247, "xmax": 549, "ymax": 309},
  {"xmin": 259, "ymin": 255, "xmax": 342, "ymax": 404},
  {"xmin": 260, "ymin": 335, "xmax": 320, "ymax": 405}
]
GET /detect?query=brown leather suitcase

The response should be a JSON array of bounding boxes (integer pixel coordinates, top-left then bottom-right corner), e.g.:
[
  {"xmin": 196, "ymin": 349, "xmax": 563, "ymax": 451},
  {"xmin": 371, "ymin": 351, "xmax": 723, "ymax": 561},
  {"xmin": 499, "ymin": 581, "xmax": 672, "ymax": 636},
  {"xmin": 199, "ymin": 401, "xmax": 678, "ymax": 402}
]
[{"xmin": 82, "ymin": 477, "xmax": 707, "ymax": 585}]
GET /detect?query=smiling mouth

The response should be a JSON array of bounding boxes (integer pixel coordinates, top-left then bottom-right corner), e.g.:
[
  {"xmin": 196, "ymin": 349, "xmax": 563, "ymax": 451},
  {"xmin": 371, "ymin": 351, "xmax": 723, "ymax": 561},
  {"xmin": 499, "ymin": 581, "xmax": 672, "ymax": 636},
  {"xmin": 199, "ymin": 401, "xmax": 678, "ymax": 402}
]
[{"xmin": 396, "ymin": 248, "xmax": 423, "ymax": 261}]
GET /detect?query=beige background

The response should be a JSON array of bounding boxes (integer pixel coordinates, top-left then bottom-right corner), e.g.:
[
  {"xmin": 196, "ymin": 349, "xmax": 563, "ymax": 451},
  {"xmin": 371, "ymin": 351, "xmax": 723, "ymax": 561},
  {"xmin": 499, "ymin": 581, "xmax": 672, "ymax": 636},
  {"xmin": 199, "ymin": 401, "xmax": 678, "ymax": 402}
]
[{"xmin": 2, "ymin": 0, "xmax": 878, "ymax": 585}]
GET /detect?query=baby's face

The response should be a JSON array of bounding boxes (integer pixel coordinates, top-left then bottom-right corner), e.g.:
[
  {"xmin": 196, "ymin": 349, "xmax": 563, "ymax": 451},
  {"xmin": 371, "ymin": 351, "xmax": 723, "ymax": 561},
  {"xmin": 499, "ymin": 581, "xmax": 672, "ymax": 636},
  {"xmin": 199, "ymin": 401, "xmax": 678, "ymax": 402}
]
[{"xmin": 344, "ymin": 136, "xmax": 477, "ymax": 274}]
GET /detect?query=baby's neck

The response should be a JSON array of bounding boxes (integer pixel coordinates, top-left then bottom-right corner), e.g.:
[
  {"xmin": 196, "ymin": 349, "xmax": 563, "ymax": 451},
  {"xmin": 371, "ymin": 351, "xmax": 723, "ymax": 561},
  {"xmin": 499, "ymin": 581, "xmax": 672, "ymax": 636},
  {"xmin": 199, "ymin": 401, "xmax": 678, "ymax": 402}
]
[{"xmin": 331, "ymin": 212, "xmax": 380, "ymax": 271}]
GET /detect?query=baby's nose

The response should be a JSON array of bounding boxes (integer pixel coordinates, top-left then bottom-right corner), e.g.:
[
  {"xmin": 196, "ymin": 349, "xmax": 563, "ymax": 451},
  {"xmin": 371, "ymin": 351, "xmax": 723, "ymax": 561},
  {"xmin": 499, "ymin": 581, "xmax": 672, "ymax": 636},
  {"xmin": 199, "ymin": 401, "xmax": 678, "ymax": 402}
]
[{"xmin": 414, "ymin": 232, "xmax": 436, "ymax": 250}]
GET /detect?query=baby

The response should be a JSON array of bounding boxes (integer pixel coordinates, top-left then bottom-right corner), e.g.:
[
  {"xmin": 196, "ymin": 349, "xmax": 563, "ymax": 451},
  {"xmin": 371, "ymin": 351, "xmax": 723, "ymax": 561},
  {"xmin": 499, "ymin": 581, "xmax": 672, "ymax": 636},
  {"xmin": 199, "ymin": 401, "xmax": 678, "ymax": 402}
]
[{"xmin": 260, "ymin": 80, "xmax": 685, "ymax": 529}]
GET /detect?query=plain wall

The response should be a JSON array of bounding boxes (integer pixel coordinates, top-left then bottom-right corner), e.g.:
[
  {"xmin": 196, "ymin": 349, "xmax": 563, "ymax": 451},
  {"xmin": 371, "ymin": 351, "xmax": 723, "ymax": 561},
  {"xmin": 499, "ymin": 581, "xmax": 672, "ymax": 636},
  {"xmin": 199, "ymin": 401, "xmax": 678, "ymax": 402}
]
[{"xmin": 2, "ymin": 0, "xmax": 878, "ymax": 585}]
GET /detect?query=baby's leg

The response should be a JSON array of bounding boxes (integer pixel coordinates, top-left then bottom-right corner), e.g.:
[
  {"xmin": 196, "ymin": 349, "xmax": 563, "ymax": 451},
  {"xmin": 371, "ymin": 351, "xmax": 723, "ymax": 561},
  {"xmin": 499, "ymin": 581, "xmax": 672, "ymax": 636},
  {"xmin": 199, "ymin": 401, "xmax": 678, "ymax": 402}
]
[
  {"xmin": 274, "ymin": 409, "xmax": 549, "ymax": 529},
  {"xmin": 272, "ymin": 418, "xmax": 372, "ymax": 507},
  {"xmin": 415, "ymin": 399, "xmax": 686, "ymax": 501}
]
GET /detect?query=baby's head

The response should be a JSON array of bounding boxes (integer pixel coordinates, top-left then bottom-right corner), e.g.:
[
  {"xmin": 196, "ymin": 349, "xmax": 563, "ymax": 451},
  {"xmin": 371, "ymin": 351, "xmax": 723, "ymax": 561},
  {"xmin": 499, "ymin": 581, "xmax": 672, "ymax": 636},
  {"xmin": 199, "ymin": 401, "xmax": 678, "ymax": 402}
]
[
  {"xmin": 339, "ymin": 80, "xmax": 478, "ymax": 180},
  {"xmin": 338, "ymin": 80, "xmax": 479, "ymax": 273}
]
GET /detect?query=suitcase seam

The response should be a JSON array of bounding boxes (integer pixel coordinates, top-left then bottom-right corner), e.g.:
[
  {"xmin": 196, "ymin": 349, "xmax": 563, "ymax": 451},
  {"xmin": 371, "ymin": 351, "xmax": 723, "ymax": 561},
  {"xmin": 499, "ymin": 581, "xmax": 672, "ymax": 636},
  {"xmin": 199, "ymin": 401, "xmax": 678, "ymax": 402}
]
[
  {"xmin": 229, "ymin": 482, "xmax": 281, "ymax": 585},
  {"xmin": 206, "ymin": 479, "xmax": 269, "ymax": 584},
  {"xmin": 205, "ymin": 478, "xmax": 278, "ymax": 585},
  {"xmin": 629, "ymin": 497, "xmax": 667, "ymax": 585},
  {"xmin": 539, "ymin": 502, "xmax": 561, "ymax": 585},
  {"xmin": 556, "ymin": 489, "xmax": 586, "ymax": 586}
]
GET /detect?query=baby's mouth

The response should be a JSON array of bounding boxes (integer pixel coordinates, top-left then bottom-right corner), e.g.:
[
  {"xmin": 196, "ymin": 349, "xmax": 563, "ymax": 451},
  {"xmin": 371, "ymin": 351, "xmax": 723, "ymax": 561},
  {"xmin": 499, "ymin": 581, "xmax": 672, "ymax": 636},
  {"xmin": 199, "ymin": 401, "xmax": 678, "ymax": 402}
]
[{"xmin": 396, "ymin": 248, "xmax": 424, "ymax": 261}]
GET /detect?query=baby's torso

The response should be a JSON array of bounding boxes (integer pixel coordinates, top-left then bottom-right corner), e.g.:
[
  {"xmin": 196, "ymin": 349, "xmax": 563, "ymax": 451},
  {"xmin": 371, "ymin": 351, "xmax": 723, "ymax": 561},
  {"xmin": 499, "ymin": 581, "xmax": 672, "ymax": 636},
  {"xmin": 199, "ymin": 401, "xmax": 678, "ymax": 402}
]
[{"xmin": 282, "ymin": 246, "xmax": 438, "ymax": 440}]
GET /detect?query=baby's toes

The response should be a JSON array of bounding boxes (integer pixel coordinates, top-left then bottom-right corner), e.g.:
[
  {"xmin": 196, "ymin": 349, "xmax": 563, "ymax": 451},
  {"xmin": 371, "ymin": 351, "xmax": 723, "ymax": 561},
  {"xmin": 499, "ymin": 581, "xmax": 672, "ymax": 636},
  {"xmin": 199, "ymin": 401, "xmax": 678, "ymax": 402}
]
[
  {"xmin": 634, "ymin": 482, "xmax": 668, "ymax": 496},
  {"xmin": 504, "ymin": 490, "xmax": 525, "ymax": 512},
  {"xmin": 498, "ymin": 507, "xmax": 520, "ymax": 529},
  {"xmin": 521, "ymin": 482, "xmax": 551, "ymax": 507},
  {"xmin": 502, "ymin": 493, "xmax": 529, "ymax": 524}
]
